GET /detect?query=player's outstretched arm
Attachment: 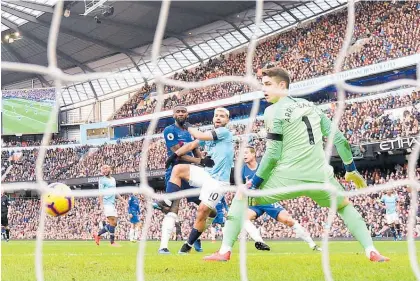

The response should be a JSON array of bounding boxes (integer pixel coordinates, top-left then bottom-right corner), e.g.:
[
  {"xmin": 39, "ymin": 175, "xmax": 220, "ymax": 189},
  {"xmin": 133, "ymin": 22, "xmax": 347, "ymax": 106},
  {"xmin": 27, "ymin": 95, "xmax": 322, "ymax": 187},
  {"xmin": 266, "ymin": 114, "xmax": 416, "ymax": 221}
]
[
  {"xmin": 315, "ymin": 108, "xmax": 366, "ymax": 188},
  {"xmin": 252, "ymin": 118, "xmax": 283, "ymax": 188},
  {"xmin": 187, "ymin": 127, "xmax": 215, "ymax": 141}
]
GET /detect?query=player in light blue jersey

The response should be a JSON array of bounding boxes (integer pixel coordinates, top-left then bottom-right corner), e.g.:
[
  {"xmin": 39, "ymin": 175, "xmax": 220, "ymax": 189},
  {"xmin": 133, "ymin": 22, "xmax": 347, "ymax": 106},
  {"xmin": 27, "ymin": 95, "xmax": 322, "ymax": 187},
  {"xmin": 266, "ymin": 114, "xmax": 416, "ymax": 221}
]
[
  {"xmin": 165, "ymin": 107, "xmax": 234, "ymax": 254},
  {"xmin": 93, "ymin": 165, "xmax": 126, "ymax": 247},
  {"xmin": 210, "ymin": 196, "xmax": 229, "ymax": 242},
  {"xmin": 128, "ymin": 194, "xmax": 141, "ymax": 242},
  {"xmin": 377, "ymin": 190, "xmax": 401, "ymax": 240},
  {"xmin": 241, "ymin": 146, "xmax": 321, "ymax": 251}
]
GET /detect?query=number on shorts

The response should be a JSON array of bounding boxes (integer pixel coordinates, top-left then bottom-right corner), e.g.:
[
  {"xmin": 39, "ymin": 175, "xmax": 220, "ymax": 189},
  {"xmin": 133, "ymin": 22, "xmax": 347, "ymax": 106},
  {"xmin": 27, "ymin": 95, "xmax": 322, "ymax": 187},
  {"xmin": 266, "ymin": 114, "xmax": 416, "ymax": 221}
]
[
  {"xmin": 209, "ymin": 192, "xmax": 219, "ymax": 201},
  {"xmin": 302, "ymin": 116, "xmax": 315, "ymax": 145}
]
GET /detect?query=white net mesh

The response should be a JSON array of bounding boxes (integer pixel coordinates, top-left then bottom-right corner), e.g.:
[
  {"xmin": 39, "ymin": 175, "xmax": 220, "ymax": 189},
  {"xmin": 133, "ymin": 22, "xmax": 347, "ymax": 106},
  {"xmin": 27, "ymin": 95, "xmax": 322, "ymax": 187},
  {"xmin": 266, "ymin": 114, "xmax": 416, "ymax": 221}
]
[{"xmin": 1, "ymin": 1, "xmax": 420, "ymax": 281}]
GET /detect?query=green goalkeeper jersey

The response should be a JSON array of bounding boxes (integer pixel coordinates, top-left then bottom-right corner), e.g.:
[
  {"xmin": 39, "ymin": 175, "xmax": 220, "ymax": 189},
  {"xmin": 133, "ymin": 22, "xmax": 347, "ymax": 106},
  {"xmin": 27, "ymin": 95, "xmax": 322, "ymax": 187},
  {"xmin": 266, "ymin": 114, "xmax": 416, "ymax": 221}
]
[{"xmin": 256, "ymin": 96, "xmax": 353, "ymax": 182}]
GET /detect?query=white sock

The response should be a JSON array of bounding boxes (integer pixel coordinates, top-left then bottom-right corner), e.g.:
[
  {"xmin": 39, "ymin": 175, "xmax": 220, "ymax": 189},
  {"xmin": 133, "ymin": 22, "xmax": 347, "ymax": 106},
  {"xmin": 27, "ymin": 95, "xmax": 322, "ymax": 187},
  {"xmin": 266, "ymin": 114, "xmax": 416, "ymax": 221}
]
[
  {"xmin": 211, "ymin": 226, "xmax": 216, "ymax": 240},
  {"xmin": 365, "ymin": 246, "xmax": 378, "ymax": 258},
  {"xmin": 220, "ymin": 243, "xmax": 232, "ymax": 254},
  {"xmin": 293, "ymin": 222, "xmax": 316, "ymax": 249},
  {"xmin": 244, "ymin": 220, "xmax": 263, "ymax": 243},
  {"xmin": 134, "ymin": 229, "xmax": 139, "ymax": 240},
  {"xmin": 159, "ymin": 212, "xmax": 177, "ymax": 250},
  {"xmin": 129, "ymin": 228, "xmax": 134, "ymax": 241}
]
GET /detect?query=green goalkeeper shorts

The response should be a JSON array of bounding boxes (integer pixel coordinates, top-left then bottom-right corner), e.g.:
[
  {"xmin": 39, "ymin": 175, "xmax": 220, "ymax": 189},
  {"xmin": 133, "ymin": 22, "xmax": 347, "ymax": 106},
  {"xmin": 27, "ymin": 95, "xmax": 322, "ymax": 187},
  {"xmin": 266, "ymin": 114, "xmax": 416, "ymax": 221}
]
[{"xmin": 253, "ymin": 173, "xmax": 346, "ymax": 208}]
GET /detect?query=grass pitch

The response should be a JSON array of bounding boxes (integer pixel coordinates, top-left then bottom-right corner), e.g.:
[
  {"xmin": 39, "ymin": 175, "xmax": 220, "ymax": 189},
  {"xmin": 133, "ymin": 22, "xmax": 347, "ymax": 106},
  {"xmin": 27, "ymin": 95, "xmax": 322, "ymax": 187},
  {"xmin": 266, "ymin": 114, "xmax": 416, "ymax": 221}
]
[
  {"xmin": 2, "ymin": 240, "xmax": 419, "ymax": 281},
  {"xmin": 2, "ymin": 98, "xmax": 57, "ymax": 135}
]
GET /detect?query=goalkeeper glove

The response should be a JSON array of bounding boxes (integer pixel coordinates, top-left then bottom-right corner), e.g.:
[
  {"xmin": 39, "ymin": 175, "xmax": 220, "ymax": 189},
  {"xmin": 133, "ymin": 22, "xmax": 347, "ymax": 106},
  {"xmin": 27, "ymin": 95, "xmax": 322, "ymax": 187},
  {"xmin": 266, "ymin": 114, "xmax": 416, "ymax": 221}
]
[
  {"xmin": 344, "ymin": 161, "xmax": 367, "ymax": 189},
  {"xmin": 165, "ymin": 153, "xmax": 179, "ymax": 169},
  {"xmin": 200, "ymin": 156, "xmax": 215, "ymax": 168}
]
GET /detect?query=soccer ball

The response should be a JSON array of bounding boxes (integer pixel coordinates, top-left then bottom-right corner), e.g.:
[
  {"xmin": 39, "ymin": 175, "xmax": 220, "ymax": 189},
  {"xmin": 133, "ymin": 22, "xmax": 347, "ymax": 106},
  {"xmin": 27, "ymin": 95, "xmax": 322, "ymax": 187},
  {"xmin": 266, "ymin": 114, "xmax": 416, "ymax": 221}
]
[{"xmin": 45, "ymin": 183, "xmax": 75, "ymax": 217}]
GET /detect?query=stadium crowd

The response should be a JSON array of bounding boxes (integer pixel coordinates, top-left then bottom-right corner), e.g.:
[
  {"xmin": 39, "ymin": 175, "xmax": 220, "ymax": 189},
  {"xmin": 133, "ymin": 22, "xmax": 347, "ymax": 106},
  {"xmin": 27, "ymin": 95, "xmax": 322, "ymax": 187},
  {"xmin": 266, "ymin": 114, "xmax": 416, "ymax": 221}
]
[
  {"xmin": 2, "ymin": 137, "xmax": 78, "ymax": 148},
  {"xmin": 1, "ymin": 88, "xmax": 55, "ymax": 102},
  {"xmin": 1, "ymin": 89, "xmax": 419, "ymax": 183},
  {"xmin": 5, "ymin": 164, "xmax": 420, "ymax": 241},
  {"xmin": 112, "ymin": 1, "xmax": 420, "ymax": 120}
]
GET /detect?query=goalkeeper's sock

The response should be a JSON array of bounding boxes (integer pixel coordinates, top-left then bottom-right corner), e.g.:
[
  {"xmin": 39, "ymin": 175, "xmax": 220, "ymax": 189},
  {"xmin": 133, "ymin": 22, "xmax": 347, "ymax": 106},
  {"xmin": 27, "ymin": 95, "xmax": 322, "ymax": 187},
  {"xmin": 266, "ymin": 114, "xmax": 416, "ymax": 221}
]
[
  {"xmin": 98, "ymin": 224, "xmax": 109, "ymax": 236},
  {"xmin": 5, "ymin": 228, "xmax": 10, "ymax": 240},
  {"xmin": 129, "ymin": 228, "xmax": 134, "ymax": 241},
  {"xmin": 293, "ymin": 222, "xmax": 316, "ymax": 249},
  {"xmin": 160, "ymin": 212, "xmax": 176, "ymax": 250},
  {"xmin": 244, "ymin": 220, "xmax": 263, "ymax": 243},
  {"xmin": 108, "ymin": 225, "xmax": 116, "ymax": 244},
  {"xmin": 337, "ymin": 204, "xmax": 376, "ymax": 258},
  {"xmin": 219, "ymin": 198, "xmax": 247, "ymax": 254}
]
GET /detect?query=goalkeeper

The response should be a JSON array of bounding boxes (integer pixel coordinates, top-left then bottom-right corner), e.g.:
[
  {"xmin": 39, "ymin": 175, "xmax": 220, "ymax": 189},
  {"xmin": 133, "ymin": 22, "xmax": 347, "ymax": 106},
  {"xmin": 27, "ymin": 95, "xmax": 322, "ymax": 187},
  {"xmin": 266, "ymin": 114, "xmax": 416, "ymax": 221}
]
[{"xmin": 204, "ymin": 66, "xmax": 389, "ymax": 263}]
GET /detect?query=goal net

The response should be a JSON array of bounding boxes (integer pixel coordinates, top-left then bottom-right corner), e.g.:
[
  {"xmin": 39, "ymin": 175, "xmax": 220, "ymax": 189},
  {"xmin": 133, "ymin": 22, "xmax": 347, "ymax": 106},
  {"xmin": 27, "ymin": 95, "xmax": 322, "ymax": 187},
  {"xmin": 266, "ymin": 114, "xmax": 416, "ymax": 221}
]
[{"xmin": 1, "ymin": 1, "xmax": 419, "ymax": 281}]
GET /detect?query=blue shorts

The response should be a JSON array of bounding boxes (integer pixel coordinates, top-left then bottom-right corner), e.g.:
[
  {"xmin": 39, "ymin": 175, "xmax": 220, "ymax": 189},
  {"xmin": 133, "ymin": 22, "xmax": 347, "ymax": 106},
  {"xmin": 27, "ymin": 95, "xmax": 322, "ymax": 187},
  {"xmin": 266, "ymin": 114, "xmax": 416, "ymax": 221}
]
[
  {"xmin": 212, "ymin": 211, "xmax": 225, "ymax": 226},
  {"xmin": 130, "ymin": 215, "xmax": 140, "ymax": 224},
  {"xmin": 249, "ymin": 202, "xmax": 284, "ymax": 220},
  {"xmin": 165, "ymin": 168, "xmax": 201, "ymax": 205}
]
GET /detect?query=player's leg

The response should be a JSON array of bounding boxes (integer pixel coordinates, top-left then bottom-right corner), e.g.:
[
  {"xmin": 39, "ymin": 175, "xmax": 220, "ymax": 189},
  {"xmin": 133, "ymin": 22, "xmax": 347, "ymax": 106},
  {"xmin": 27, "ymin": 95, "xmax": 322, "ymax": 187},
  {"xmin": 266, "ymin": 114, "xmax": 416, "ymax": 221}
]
[
  {"xmin": 244, "ymin": 207, "xmax": 269, "ymax": 250},
  {"xmin": 1, "ymin": 225, "xmax": 5, "ymax": 240},
  {"xmin": 273, "ymin": 207, "xmax": 320, "ymax": 251},
  {"xmin": 308, "ymin": 176, "xmax": 389, "ymax": 262},
  {"xmin": 1, "ymin": 216, "xmax": 10, "ymax": 241},
  {"xmin": 158, "ymin": 169, "xmax": 183, "ymax": 254},
  {"xmin": 179, "ymin": 174, "xmax": 223, "ymax": 254},
  {"xmin": 129, "ymin": 222, "xmax": 135, "ymax": 242},
  {"xmin": 134, "ymin": 222, "xmax": 142, "ymax": 241},
  {"xmin": 394, "ymin": 216, "xmax": 402, "ymax": 240},
  {"xmin": 107, "ymin": 216, "xmax": 120, "ymax": 246}
]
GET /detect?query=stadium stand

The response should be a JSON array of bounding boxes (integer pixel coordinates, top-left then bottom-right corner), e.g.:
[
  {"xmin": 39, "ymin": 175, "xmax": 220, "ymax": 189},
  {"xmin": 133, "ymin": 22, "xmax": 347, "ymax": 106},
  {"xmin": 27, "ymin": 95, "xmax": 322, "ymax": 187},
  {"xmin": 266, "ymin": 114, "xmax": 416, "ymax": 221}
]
[{"xmin": 112, "ymin": 1, "xmax": 420, "ymax": 120}]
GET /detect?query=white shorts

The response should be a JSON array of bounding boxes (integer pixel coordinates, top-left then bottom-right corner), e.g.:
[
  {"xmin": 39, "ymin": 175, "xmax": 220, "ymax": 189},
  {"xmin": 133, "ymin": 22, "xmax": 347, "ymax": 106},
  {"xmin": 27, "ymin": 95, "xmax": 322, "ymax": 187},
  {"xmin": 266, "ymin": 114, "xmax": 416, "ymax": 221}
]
[
  {"xmin": 188, "ymin": 165, "xmax": 229, "ymax": 210},
  {"xmin": 104, "ymin": 205, "xmax": 117, "ymax": 217},
  {"xmin": 386, "ymin": 213, "xmax": 399, "ymax": 225}
]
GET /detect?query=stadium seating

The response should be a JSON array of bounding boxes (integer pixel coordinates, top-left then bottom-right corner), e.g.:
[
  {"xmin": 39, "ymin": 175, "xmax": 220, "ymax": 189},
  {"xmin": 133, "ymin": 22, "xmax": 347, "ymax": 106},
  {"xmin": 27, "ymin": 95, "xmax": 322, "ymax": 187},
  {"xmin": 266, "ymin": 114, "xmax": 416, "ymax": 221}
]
[{"xmin": 112, "ymin": 2, "xmax": 419, "ymax": 120}]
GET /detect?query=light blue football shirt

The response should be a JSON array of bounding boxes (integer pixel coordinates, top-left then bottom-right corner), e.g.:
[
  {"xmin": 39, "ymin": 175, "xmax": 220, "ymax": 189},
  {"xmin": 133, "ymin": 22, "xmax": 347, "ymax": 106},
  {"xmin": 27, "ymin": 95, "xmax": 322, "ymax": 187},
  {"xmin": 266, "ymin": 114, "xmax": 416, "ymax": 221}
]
[
  {"xmin": 199, "ymin": 126, "xmax": 234, "ymax": 182},
  {"xmin": 98, "ymin": 176, "xmax": 117, "ymax": 206},
  {"xmin": 380, "ymin": 194, "xmax": 398, "ymax": 215}
]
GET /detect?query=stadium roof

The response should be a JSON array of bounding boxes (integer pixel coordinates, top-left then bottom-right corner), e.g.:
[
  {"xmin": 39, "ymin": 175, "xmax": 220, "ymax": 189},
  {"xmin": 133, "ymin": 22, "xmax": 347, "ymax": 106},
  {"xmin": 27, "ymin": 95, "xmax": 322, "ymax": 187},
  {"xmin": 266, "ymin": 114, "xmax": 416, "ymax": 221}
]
[{"xmin": 1, "ymin": 0, "xmax": 347, "ymax": 107}]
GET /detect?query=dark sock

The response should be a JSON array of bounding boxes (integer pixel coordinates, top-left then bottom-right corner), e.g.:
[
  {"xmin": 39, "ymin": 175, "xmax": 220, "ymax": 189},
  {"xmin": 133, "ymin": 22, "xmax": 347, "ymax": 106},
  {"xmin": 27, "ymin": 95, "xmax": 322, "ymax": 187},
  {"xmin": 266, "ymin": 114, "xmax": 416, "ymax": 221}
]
[
  {"xmin": 109, "ymin": 225, "xmax": 116, "ymax": 243},
  {"xmin": 390, "ymin": 226, "xmax": 397, "ymax": 239},
  {"xmin": 5, "ymin": 229, "xmax": 10, "ymax": 239},
  {"xmin": 396, "ymin": 224, "xmax": 401, "ymax": 236},
  {"xmin": 98, "ymin": 224, "xmax": 109, "ymax": 236},
  {"xmin": 187, "ymin": 228, "xmax": 202, "ymax": 246}
]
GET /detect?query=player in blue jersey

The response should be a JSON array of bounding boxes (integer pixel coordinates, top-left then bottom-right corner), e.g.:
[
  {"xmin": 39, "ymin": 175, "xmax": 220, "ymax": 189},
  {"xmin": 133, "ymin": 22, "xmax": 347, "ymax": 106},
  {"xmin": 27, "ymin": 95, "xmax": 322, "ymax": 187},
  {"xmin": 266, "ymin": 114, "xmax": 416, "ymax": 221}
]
[
  {"xmin": 210, "ymin": 196, "xmax": 229, "ymax": 242},
  {"xmin": 157, "ymin": 105, "xmax": 215, "ymax": 254},
  {"xmin": 128, "ymin": 194, "xmax": 141, "ymax": 242},
  {"xmin": 377, "ymin": 190, "xmax": 401, "ymax": 240},
  {"xmin": 242, "ymin": 146, "xmax": 321, "ymax": 251},
  {"xmin": 93, "ymin": 165, "xmax": 127, "ymax": 247},
  {"xmin": 165, "ymin": 107, "xmax": 234, "ymax": 254}
]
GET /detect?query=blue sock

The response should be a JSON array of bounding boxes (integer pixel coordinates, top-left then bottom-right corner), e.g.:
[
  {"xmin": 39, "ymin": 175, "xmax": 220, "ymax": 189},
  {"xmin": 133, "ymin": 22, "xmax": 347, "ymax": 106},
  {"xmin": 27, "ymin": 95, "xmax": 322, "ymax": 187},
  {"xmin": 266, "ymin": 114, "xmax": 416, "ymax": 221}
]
[
  {"xmin": 98, "ymin": 224, "xmax": 109, "ymax": 236},
  {"xmin": 108, "ymin": 225, "xmax": 115, "ymax": 243},
  {"xmin": 167, "ymin": 182, "xmax": 180, "ymax": 193},
  {"xmin": 187, "ymin": 228, "xmax": 202, "ymax": 246}
]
